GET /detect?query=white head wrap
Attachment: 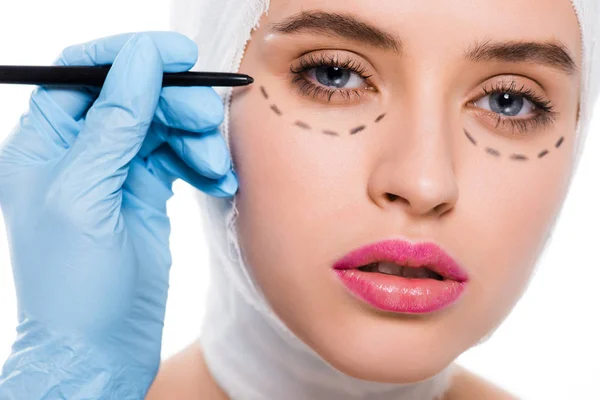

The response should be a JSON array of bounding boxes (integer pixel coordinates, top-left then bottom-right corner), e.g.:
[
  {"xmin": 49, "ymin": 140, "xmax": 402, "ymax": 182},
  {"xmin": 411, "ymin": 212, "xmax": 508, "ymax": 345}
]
[{"xmin": 169, "ymin": 1, "xmax": 600, "ymax": 399}]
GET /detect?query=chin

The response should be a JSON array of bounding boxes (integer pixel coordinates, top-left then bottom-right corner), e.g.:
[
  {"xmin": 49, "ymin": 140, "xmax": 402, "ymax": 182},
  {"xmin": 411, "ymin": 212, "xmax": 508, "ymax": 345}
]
[{"xmin": 306, "ymin": 325, "xmax": 457, "ymax": 384}]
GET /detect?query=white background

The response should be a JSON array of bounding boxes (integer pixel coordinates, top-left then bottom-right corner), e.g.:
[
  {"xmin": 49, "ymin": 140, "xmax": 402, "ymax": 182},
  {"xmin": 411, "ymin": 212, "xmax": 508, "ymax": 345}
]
[{"xmin": 0, "ymin": 1, "xmax": 598, "ymax": 399}]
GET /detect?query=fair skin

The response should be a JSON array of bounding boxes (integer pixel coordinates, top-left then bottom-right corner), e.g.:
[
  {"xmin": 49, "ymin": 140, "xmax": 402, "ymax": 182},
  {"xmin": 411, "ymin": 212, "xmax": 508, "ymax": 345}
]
[
  {"xmin": 148, "ymin": 0, "xmax": 581, "ymax": 397},
  {"xmin": 147, "ymin": 343, "xmax": 517, "ymax": 399}
]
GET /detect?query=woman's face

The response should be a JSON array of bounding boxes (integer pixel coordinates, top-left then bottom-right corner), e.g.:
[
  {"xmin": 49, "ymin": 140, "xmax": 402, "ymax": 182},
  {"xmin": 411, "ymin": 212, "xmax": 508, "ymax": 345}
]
[{"xmin": 228, "ymin": 0, "xmax": 581, "ymax": 383}]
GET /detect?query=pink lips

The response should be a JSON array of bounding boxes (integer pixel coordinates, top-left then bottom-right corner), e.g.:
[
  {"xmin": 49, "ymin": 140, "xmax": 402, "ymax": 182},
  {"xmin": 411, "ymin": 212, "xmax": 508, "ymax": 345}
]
[{"xmin": 332, "ymin": 239, "xmax": 469, "ymax": 314}]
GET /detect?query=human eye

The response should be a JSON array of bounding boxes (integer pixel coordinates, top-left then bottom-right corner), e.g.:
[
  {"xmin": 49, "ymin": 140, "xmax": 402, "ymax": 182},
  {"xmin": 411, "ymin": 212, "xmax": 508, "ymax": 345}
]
[
  {"xmin": 469, "ymin": 79, "xmax": 559, "ymax": 136},
  {"xmin": 289, "ymin": 51, "xmax": 377, "ymax": 104}
]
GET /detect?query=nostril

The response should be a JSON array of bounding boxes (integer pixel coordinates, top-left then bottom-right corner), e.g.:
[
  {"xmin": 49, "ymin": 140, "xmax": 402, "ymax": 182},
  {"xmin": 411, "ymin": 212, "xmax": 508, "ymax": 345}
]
[
  {"xmin": 433, "ymin": 203, "xmax": 452, "ymax": 215},
  {"xmin": 385, "ymin": 193, "xmax": 409, "ymax": 205},
  {"xmin": 385, "ymin": 193, "xmax": 399, "ymax": 202}
]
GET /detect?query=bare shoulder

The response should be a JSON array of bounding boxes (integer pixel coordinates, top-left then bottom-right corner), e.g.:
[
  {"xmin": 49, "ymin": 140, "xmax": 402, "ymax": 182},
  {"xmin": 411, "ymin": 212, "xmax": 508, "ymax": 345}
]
[
  {"xmin": 145, "ymin": 341, "xmax": 229, "ymax": 400},
  {"xmin": 443, "ymin": 364, "xmax": 520, "ymax": 400}
]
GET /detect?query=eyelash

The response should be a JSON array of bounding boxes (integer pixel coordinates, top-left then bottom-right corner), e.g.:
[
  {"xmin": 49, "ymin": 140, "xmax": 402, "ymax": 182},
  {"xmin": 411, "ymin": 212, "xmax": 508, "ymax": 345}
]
[
  {"xmin": 475, "ymin": 80, "xmax": 558, "ymax": 135},
  {"xmin": 289, "ymin": 53, "xmax": 374, "ymax": 102},
  {"xmin": 289, "ymin": 54, "xmax": 558, "ymax": 134}
]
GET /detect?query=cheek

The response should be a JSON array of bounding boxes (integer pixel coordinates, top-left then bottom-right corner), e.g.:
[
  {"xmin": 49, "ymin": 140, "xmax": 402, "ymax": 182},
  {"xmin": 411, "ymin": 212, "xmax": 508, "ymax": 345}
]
[
  {"xmin": 228, "ymin": 82, "xmax": 372, "ymax": 244},
  {"xmin": 456, "ymin": 135, "xmax": 575, "ymax": 327},
  {"xmin": 227, "ymin": 86, "xmax": 369, "ymax": 327},
  {"xmin": 229, "ymin": 88, "xmax": 349, "ymax": 256}
]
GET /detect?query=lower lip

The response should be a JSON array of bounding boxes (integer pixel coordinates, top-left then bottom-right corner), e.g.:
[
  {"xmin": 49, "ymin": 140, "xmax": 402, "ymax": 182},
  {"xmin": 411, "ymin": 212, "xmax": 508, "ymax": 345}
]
[{"xmin": 334, "ymin": 269, "xmax": 466, "ymax": 314}]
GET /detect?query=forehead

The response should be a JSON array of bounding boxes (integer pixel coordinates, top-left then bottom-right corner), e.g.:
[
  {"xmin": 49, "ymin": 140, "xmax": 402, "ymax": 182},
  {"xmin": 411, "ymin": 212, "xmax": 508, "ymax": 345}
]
[{"xmin": 267, "ymin": 0, "xmax": 582, "ymax": 65}]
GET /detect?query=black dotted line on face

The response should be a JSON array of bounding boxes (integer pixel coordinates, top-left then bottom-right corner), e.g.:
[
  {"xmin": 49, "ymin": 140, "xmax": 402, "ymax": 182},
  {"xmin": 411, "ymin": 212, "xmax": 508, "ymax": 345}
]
[
  {"xmin": 264, "ymin": 87, "xmax": 566, "ymax": 161},
  {"xmin": 510, "ymin": 154, "xmax": 528, "ymax": 161},
  {"xmin": 260, "ymin": 86, "xmax": 269, "ymax": 100},
  {"xmin": 485, "ymin": 147, "xmax": 501, "ymax": 157},
  {"xmin": 350, "ymin": 125, "xmax": 366, "ymax": 135},
  {"xmin": 270, "ymin": 104, "xmax": 282, "ymax": 116},
  {"xmin": 294, "ymin": 120, "xmax": 311, "ymax": 130},
  {"xmin": 464, "ymin": 129, "xmax": 564, "ymax": 162},
  {"xmin": 555, "ymin": 137, "xmax": 564, "ymax": 148},
  {"xmin": 263, "ymin": 85, "xmax": 567, "ymax": 161},
  {"xmin": 464, "ymin": 131, "xmax": 477, "ymax": 146},
  {"xmin": 261, "ymin": 85, "xmax": 384, "ymax": 136}
]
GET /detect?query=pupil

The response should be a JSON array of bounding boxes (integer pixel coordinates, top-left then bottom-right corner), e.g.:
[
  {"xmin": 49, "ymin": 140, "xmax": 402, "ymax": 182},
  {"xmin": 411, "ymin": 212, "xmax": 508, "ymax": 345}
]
[
  {"xmin": 489, "ymin": 92, "xmax": 524, "ymax": 116},
  {"xmin": 315, "ymin": 66, "xmax": 351, "ymax": 88}
]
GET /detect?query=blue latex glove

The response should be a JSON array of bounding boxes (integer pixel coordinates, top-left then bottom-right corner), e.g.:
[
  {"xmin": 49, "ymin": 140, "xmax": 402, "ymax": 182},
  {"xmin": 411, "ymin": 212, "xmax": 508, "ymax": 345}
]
[{"xmin": 0, "ymin": 31, "xmax": 236, "ymax": 399}]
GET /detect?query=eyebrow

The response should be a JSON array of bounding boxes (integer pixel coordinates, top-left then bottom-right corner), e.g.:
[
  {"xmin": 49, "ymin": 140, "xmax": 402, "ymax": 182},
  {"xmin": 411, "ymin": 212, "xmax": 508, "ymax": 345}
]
[
  {"xmin": 465, "ymin": 38, "xmax": 577, "ymax": 75},
  {"xmin": 270, "ymin": 11, "xmax": 577, "ymax": 75},
  {"xmin": 270, "ymin": 11, "xmax": 402, "ymax": 52}
]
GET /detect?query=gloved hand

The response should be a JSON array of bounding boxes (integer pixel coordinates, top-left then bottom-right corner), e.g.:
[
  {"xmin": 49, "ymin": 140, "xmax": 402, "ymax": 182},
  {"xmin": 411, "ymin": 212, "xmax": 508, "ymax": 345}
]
[{"xmin": 0, "ymin": 31, "xmax": 236, "ymax": 399}]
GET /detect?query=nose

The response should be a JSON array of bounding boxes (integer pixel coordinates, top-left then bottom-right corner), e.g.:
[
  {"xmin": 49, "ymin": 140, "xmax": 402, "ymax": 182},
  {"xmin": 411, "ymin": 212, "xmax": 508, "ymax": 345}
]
[{"xmin": 367, "ymin": 109, "xmax": 459, "ymax": 218}]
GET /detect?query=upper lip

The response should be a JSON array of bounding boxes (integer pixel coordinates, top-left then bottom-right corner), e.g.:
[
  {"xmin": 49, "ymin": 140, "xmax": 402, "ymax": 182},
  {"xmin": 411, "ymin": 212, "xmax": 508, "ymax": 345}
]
[{"xmin": 332, "ymin": 239, "xmax": 470, "ymax": 282}]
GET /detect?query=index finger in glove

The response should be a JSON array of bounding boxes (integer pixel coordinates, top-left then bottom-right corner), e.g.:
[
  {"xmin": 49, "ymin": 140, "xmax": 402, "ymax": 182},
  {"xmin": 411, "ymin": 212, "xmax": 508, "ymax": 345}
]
[
  {"xmin": 5, "ymin": 32, "xmax": 200, "ymax": 164},
  {"xmin": 47, "ymin": 31, "xmax": 199, "ymax": 121}
]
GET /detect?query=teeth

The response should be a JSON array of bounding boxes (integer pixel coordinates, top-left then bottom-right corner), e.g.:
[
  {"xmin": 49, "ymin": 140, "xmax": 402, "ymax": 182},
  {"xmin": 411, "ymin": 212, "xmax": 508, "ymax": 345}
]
[
  {"xmin": 401, "ymin": 266, "xmax": 434, "ymax": 279},
  {"xmin": 376, "ymin": 262, "xmax": 403, "ymax": 276},
  {"xmin": 359, "ymin": 262, "xmax": 442, "ymax": 279}
]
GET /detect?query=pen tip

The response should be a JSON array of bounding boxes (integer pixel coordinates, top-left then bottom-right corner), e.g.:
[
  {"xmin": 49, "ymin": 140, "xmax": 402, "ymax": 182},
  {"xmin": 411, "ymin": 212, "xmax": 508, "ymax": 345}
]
[{"xmin": 246, "ymin": 76, "xmax": 254, "ymax": 84}]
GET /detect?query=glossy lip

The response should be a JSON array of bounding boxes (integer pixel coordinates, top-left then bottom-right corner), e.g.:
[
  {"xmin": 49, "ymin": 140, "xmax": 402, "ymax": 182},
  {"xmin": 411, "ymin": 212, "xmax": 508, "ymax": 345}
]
[
  {"xmin": 332, "ymin": 239, "xmax": 470, "ymax": 314},
  {"xmin": 332, "ymin": 239, "xmax": 469, "ymax": 281}
]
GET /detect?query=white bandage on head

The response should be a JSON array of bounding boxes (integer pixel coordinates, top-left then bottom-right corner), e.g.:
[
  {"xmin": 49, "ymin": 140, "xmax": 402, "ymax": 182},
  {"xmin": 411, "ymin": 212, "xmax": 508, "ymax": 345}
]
[{"xmin": 169, "ymin": 1, "xmax": 600, "ymax": 399}]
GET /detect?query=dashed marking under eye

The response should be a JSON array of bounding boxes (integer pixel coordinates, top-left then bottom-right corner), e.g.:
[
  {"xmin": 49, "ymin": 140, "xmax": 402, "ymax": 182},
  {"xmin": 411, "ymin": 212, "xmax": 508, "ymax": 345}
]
[
  {"xmin": 555, "ymin": 136, "xmax": 564, "ymax": 148},
  {"xmin": 349, "ymin": 125, "xmax": 366, "ymax": 135},
  {"xmin": 485, "ymin": 147, "xmax": 501, "ymax": 157},
  {"xmin": 510, "ymin": 154, "xmax": 528, "ymax": 161},
  {"xmin": 294, "ymin": 120, "xmax": 311, "ymax": 130},
  {"xmin": 270, "ymin": 104, "xmax": 282, "ymax": 116},
  {"xmin": 464, "ymin": 130, "xmax": 477, "ymax": 146},
  {"xmin": 538, "ymin": 150, "xmax": 549, "ymax": 158},
  {"xmin": 259, "ymin": 85, "xmax": 376, "ymax": 137},
  {"xmin": 260, "ymin": 86, "xmax": 269, "ymax": 100}
]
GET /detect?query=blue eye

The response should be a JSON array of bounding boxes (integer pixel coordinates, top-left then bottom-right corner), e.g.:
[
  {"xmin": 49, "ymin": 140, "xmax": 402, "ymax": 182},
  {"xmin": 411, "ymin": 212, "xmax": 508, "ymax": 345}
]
[
  {"xmin": 314, "ymin": 66, "xmax": 351, "ymax": 88},
  {"xmin": 477, "ymin": 92, "xmax": 534, "ymax": 117},
  {"xmin": 471, "ymin": 81, "xmax": 558, "ymax": 135},
  {"xmin": 289, "ymin": 52, "xmax": 374, "ymax": 103},
  {"xmin": 307, "ymin": 66, "xmax": 366, "ymax": 90}
]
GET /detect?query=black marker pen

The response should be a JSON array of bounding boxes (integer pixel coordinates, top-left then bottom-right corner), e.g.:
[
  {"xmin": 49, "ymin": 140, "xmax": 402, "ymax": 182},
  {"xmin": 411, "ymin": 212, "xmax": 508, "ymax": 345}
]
[{"xmin": 0, "ymin": 65, "xmax": 254, "ymax": 87}]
